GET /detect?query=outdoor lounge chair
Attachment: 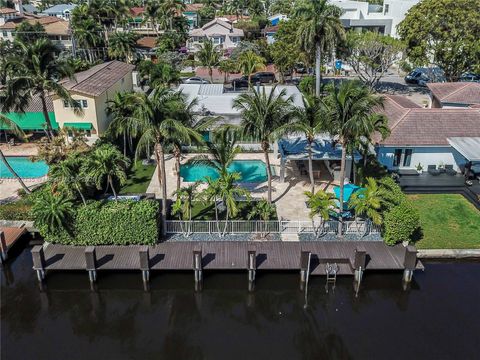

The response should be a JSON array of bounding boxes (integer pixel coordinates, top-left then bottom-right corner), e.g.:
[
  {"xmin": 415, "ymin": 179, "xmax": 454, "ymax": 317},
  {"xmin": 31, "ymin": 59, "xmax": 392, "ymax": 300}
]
[
  {"xmin": 444, "ymin": 165, "xmax": 457, "ymax": 176},
  {"xmin": 427, "ymin": 165, "xmax": 441, "ymax": 176}
]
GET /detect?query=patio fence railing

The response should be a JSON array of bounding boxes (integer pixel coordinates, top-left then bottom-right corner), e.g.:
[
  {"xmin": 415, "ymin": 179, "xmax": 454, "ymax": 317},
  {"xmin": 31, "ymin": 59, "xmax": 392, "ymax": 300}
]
[{"xmin": 165, "ymin": 220, "xmax": 381, "ymax": 236}]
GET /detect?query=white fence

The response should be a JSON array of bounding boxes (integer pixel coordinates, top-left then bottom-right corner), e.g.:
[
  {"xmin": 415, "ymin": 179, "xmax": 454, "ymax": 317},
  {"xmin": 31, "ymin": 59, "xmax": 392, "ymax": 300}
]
[{"xmin": 165, "ymin": 220, "xmax": 381, "ymax": 236}]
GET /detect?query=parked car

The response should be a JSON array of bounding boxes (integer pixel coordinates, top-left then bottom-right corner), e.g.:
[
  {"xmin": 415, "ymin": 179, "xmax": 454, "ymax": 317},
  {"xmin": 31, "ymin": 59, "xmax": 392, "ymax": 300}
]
[
  {"xmin": 250, "ymin": 72, "xmax": 276, "ymax": 84},
  {"xmin": 294, "ymin": 63, "xmax": 307, "ymax": 74},
  {"xmin": 460, "ymin": 72, "xmax": 480, "ymax": 82},
  {"xmin": 405, "ymin": 67, "xmax": 445, "ymax": 85},
  {"xmin": 231, "ymin": 76, "xmax": 249, "ymax": 89},
  {"xmin": 183, "ymin": 77, "xmax": 210, "ymax": 84}
]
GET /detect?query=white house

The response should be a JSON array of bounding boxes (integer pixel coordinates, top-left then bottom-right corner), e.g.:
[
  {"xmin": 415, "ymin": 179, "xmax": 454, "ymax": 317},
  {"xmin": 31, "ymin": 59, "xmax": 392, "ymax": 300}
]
[
  {"xmin": 187, "ymin": 18, "xmax": 244, "ymax": 51},
  {"xmin": 375, "ymin": 95, "xmax": 480, "ymax": 173},
  {"xmin": 42, "ymin": 4, "xmax": 76, "ymax": 20}
]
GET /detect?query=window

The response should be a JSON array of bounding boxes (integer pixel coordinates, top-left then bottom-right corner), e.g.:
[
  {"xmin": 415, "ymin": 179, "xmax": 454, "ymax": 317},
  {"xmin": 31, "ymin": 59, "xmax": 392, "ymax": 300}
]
[
  {"xmin": 2, "ymin": 31, "xmax": 7, "ymax": 37},
  {"xmin": 403, "ymin": 149, "xmax": 413, "ymax": 167},
  {"xmin": 393, "ymin": 149, "xmax": 402, "ymax": 167},
  {"xmin": 212, "ymin": 37, "xmax": 224, "ymax": 45},
  {"xmin": 63, "ymin": 100, "xmax": 69, "ymax": 108},
  {"xmin": 81, "ymin": 100, "xmax": 88, "ymax": 108},
  {"xmin": 384, "ymin": 4, "xmax": 389, "ymax": 14}
]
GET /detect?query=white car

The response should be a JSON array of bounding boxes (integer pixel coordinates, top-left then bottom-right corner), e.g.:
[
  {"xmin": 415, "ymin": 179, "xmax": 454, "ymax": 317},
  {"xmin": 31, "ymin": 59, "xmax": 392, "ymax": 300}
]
[{"xmin": 183, "ymin": 77, "xmax": 211, "ymax": 84}]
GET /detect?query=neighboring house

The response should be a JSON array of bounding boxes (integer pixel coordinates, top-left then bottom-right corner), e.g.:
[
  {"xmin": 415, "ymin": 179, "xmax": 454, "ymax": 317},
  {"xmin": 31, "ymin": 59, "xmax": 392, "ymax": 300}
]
[
  {"xmin": 52, "ymin": 61, "xmax": 134, "ymax": 139},
  {"xmin": 187, "ymin": 18, "xmax": 244, "ymax": 51},
  {"xmin": 427, "ymin": 82, "xmax": 480, "ymax": 109},
  {"xmin": 0, "ymin": 7, "xmax": 21, "ymax": 26},
  {"xmin": 135, "ymin": 36, "xmax": 157, "ymax": 59},
  {"xmin": 42, "ymin": 4, "xmax": 76, "ymax": 20},
  {"xmin": 0, "ymin": 16, "xmax": 72, "ymax": 49},
  {"xmin": 264, "ymin": 25, "xmax": 279, "ymax": 45},
  {"xmin": 375, "ymin": 95, "xmax": 480, "ymax": 173},
  {"xmin": 183, "ymin": 3, "xmax": 203, "ymax": 28},
  {"xmin": 268, "ymin": 14, "xmax": 288, "ymax": 26}
]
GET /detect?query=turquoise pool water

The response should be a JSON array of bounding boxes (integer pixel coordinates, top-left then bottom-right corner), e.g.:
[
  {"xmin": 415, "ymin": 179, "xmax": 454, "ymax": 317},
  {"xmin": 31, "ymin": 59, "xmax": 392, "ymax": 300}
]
[
  {"xmin": 180, "ymin": 160, "xmax": 268, "ymax": 182},
  {"xmin": 0, "ymin": 156, "xmax": 49, "ymax": 178}
]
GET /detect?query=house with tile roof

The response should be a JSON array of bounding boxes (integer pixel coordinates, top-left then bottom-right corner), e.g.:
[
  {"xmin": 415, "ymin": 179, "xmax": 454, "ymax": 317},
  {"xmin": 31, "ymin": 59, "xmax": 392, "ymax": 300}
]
[
  {"xmin": 52, "ymin": 61, "xmax": 134, "ymax": 139},
  {"xmin": 41, "ymin": 3, "xmax": 76, "ymax": 20},
  {"xmin": 187, "ymin": 18, "xmax": 244, "ymax": 51},
  {"xmin": 427, "ymin": 82, "xmax": 480, "ymax": 109},
  {"xmin": 375, "ymin": 95, "xmax": 480, "ymax": 173}
]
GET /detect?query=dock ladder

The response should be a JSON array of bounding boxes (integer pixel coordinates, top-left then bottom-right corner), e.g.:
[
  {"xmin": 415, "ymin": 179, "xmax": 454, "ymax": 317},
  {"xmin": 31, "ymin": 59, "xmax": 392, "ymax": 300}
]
[{"xmin": 325, "ymin": 263, "xmax": 338, "ymax": 293}]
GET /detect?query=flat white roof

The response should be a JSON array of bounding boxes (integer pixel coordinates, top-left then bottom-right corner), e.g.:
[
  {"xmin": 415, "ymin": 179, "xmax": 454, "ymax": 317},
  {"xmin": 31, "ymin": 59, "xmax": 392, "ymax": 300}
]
[{"xmin": 448, "ymin": 137, "xmax": 480, "ymax": 161}]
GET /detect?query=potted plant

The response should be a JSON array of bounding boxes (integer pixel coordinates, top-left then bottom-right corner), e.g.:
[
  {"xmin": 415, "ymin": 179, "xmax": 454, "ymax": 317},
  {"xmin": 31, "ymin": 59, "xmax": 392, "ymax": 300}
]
[{"xmin": 416, "ymin": 163, "xmax": 423, "ymax": 174}]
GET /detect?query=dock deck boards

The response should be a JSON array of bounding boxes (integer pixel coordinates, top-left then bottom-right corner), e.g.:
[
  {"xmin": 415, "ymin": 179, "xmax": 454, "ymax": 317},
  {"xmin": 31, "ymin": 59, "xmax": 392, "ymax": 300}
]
[{"xmin": 39, "ymin": 241, "xmax": 423, "ymax": 274}]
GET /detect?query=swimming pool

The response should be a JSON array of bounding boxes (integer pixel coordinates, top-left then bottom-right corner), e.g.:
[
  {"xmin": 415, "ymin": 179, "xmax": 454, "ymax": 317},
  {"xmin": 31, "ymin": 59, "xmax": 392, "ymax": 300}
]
[
  {"xmin": 0, "ymin": 156, "xmax": 49, "ymax": 178},
  {"xmin": 180, "ymin": 160, "xmax": 268, "ymax": 183}
]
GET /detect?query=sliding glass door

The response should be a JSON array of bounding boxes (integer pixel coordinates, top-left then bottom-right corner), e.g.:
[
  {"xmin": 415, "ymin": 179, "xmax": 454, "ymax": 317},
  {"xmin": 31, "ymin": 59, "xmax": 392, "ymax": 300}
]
[{"xmin": 392, "ymin": 148, "xmax": 413, "ymax": 168}]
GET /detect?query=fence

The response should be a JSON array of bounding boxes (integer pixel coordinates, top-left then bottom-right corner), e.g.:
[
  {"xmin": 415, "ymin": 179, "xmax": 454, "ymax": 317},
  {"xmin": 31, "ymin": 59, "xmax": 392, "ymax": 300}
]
[{"xmin": 165, "ymin": 220, "xmax": 381, "ymax": 236}]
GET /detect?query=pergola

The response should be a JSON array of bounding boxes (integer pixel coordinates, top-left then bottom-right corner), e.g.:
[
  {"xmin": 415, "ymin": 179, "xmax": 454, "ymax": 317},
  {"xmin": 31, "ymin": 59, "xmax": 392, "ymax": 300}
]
[{"xmin": 277, "ymin": 137, "xmax": 361, "ymax": 182}]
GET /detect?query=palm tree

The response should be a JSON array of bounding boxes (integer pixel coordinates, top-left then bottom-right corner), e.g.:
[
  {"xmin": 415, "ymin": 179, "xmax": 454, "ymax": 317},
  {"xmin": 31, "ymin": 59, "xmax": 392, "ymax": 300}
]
[
  {"xmin": 144, "ymin": 0, "xmax": 163, "ymax": 35},
  {"xmin": 217, "ymin": 171, "xmax": 250, "ymax": 236},
  {"xmin": 133, "ymin": 88, "xmax": 202, "ymax": 235},
  {"xmin": 195, "ymin": 39, "xmax": 221, "ymax": 83},
  {"xmin": 218, "ymin": 59, "xmax": 237, "ymax": 84},
  {"xmin": 200, "ymin": 176, "xmax": 223, "ymax": 235},
  {"xmin": 237, "ymin": 51, "xmax": 266, "ymax": 86},
  {"xmin": 288, "ymin": 95, "xmax": 327, "ymax": 193},
  {"xmin": 32, "ymin": 191, "xmax": 75, "ymax": 235},
  {"xmin": 304, "ymin": 189, "xmax": 336, "ymax": 238},
  {"xmin": 0, "ymin": 115, "xmax": 31, "ymax": 194},
  {"xmin": 2, "ymin": 39, "xmax": 81, "ymax": 140},
  {"xmin": 108, "ymin": 31, "xmax": 138, "ymax": 63},
  {"xmin": 137, "ymin": 60, "xmax": 180, "ymax": 88},
  {"xmin": 49, "ymin": 155, "xmax": 88, "ymax": 205},
  {"xmin": 247, "ymin": 199, "xmax": 276, "ymax": 236},
  {"xmin": 323, "ymin": 80, "xmax": 384, "ymax": 234},
  {"xmin": 85, "ymin": 144, "xmax": 130, "ymax": 199},
  {"xmin": 233, "ymin": 86, "xmax": 295, "ymax": 203},
  {"xmin": 295, "ymin": 0, "xmax": 345, "ymax": 96},
  {"xmin": 161, "ymin": 0, "xmax": 186, "ymax": 30},
  {"xmin": 349, "ymin": 177, "xmax": 388, "ymax": 235},
  {"xmin": 72, "ymin": 15, "xmax": 104, "ymax": 62},
  {"xmin": 172, "ymin": 182, "xmax": 199, "ymax": 235}
]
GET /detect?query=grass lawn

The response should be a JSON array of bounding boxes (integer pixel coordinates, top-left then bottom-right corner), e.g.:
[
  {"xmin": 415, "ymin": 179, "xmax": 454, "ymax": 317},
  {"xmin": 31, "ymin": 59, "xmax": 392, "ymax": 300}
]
[
  {"xmin": 169, "ymin": 201, "xmax": 278, "ymax": 221},
  {"xmin": 119, "ymin": 163, "xmax": 156, "ymax": 194},
  {"xmin": 409, "ymin": 194, "xmax": 480, "ymax": 249}
]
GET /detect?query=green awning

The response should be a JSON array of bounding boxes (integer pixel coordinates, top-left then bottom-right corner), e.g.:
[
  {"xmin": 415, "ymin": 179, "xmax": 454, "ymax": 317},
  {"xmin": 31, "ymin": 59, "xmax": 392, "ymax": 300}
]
[
  {"xmin": 0, "ymin": 112, "xmax": 59, "ymax": 130},
  {"xmin": 64, "ymin": 122, "xmax": 93, "ymax": 130}
]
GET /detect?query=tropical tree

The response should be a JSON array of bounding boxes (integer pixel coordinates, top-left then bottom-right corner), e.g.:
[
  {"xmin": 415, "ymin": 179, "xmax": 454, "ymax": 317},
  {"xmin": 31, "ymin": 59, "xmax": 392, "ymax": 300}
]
[
  {"xmin": 72, "ymin": 17, "xmax": 104, "ymax": 62},
  {"xmin": 218, "ymin": 59, "xmax": 237, "ymax": 83},
  {"xmin": 323, "ymin": 80, "xmax": 384, "ymax": 234},
  {"xmin": 172, "ymin": 182, "xmax": 199, "ymax": 235},
  {"xmin": 200, "ymin": 176, "xmax": 223, "ymax": 235},
  {"xmin": 287, "ymin": 95, "xmax": 327, "ymax": 193},
  {"xmin": 195, "ymin": 39, "xmax": 221, "ymax": 83},
  {"xmin": 247, "ymin": 199, "xmax": 276, "ymax": 236},
  {"xmin": 233, "ymin": 86, "xmax": 295, "ymax": 203},
  {"xmin": 133, "ymin": 88, "xmax": 202, "ymax": 235},
  {"xmin": 137, "ymin": 59, "xmax": 180, "ymax": 88},
  {"xmin": 2, "ymin": 39, "xmax": 81, "ymax": 140},
  {"xmin": 0, "ymin": 115, "xmax": 31, "ymax": 193},
  {"xmin": 85, "ymin": 144, "xmax": 130, "ymax": 199},
  {"xmin": 32, "ymin": 191, "xmax": 75, "ymax": 235},
  {"xmin": 144, "ymin": 0, "xmax": 163, "ymax": 35},
  {"xmin": 161, "ymin": 0, "xmax": 186, "ymax": 30},
  {"xmin": 108, "ymin": 31, "xmax": 138, "ymax": 63},
  {"xmin": 349, "ymin": 177, "xmax": 389, "ymax": 235},
  {"xmin": 49, "ymin": 154, "xmax": 88, "ymax": 205},
  {"xmin": 294, "ymin": 0, "xmax": 345, "ymax": 95},
  {"xmin": 217, "ymin": 171, "xmax": 250, "ymax": 236},
  {"xmin": 304, "ymin": 189, "xmax": 336, "ymax": 238},
  {"xmin": 237, "ymin": 50, "xmax": 266, "ymax": 86}
]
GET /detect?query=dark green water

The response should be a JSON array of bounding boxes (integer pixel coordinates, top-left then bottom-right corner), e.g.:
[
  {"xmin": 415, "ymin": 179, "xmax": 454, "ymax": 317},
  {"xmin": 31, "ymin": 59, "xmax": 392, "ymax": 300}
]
[{"xmin": 2, "ymin": 245, "xmax": 480, "ymax": 360}]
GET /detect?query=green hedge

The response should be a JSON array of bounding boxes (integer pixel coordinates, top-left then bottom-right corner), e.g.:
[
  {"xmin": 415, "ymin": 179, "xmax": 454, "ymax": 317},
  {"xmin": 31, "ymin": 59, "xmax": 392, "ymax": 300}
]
[{"xmin": 42, "ymin": 200, "xmax": 160, "ymax": 245}]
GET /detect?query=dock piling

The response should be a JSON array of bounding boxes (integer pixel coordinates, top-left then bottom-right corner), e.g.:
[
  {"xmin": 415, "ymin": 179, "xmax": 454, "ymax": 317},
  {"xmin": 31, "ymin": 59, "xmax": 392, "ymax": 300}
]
[
  {"xmin": 299, "ymin": 251, "xmax": 311, "ymax": 291},
  {"xmin": 403, "ymin": 245, "xmax": 417, "ymax": 284},
  {"xmin": 247, "ymin": 245, "xmax": 256, "ymax": 291},
  {"xmin": 193, "ymin": 246, "xmax": 202, "ymax": 289},
  {"xmin": 85, "ymin": 246, "xmax": 97, "ymax": 283},
  {"xmin": 0, "ymin": 231, "xmax": 7, "ymax": 263},
  {"xmin": 31, "ymin": 245, "xmax": 46, "ymax": 282},
  {"xmin": 353, "ymin": 246, "xmax": 366, "ymax": 295},
  {"xmin": 139, "ymin": 246, "xmax": 150, "ymax": 287}
]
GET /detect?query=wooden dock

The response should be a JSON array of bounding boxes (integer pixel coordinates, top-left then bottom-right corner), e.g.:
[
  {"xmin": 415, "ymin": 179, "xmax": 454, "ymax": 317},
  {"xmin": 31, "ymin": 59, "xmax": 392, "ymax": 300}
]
[{"xmin": 0, "ymin": 227, "xmax": 27, "ymax": 263}]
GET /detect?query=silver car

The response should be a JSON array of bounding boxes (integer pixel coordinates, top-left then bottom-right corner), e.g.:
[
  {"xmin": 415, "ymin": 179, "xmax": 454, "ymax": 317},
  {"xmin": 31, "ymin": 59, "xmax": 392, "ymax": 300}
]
[{"xmin": 183, "ymin": 77, "xmax": 211, "ymax": 84}]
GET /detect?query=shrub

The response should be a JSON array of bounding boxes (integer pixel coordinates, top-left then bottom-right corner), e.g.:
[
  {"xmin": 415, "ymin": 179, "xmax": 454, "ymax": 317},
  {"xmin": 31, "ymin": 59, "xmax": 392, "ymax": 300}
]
[
  {"xmin": 43, "ymin": 200, "xmax": 160, "ymax": 246},
  {"xmin": 378, "ymin": 176, "xmax": 405, "ymax": 210},
  {"xmin": 0, "ymin": 198, "xmax": 34, "ymax": 221},
  {"xmin": 383, "ymin": 198, "xmax": 420, "ymax": 245}
]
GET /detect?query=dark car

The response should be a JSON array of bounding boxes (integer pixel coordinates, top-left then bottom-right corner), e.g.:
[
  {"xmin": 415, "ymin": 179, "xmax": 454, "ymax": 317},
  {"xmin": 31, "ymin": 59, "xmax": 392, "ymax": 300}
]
[
  {"xmin": 405, "ymin": 67, "xmax": 445, "ymax": 85},
  {"xmin": 231, "ymin": 76, "xmax": 249, "ymax": 89},
  {"xmin": 251, "ymin": 72, "xmax": 276, "ymax": 84},
  {"xmin": 460, "ymin": 72, "xmax": 480, "ymax": 82}
]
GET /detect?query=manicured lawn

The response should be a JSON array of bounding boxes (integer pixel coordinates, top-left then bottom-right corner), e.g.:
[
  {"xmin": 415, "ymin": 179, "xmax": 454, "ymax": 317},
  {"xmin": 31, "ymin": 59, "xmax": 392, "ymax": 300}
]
[
  {"xmin": 409, "ymin": 194, "xmax": 480, "ymax": 249},
  {"xmin": 119, "ymin": 163, "xmax": 156, "ymax": 194},
  {"xmin": 169, "ymin": 201, "xmax": 278, "ymax": 221}
]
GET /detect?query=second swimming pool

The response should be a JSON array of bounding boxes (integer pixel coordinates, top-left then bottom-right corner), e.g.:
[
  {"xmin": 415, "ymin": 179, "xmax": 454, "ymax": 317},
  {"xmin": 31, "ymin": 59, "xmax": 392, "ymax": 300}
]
[{"xmin": 180, "ymin": 160, "xmax": 268, "ymax": 183}]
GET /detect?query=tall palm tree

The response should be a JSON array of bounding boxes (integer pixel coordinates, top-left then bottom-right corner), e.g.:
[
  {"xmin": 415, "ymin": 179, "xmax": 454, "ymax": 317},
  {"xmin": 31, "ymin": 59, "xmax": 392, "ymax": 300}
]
[
  {"xmin": 0, "ymin": 115, "xmax": 31, "ymax": 193},
  {"xmin": 287, "ymin": 95, "xmax": 327, "ymax": 193},
  {"xmin": 233, "ymin": 86, "xmax": 295, "ymax": 203},
  {"xmin": 72, "ymin": 15, "xmax": 104, "ymax": 62},
  {"xmin": 144, "ymin": 0, "xmax": 163, "ymax": 35},
  {"xmin": 85, "ymin": 144, "xmax": 130, "ymax": 199},
  {"xmin": 349, "ymin": 177, "xmax": 388, "ymax": 233},
  {"xmin": 305, "ymin": 189, "xmax": 336, "ymax": 238},
  {"xmin": 195, "ymin": 39, "xmax": 220, "ymax": 83},
  {"xmin": 32, "ymin": 191, "xmax": 75, "ymax": 235},
  {"xmin": 323, "ymin": 80, "xmax": 384, "ymax": 234},
  {"xmin": 108, "ymin": 31, "xmax": 138, "ymax": 63},
  {"xmin": 218, "ymin": 59, "xmax": 237, "ymax": 84},
  {"xmin": 237, "ymin": 51, "xmax": 266, "ymax": 86},
  {"xmin": 200, "ymin": 176, "xmax": 223, "ymax": 235},
  {"xmin": 161, "ymin": 0, "xmax": 186, "ymax": 30},
  {"xmin": 107, "ymin": 92, "xmax": 140, "ymax": 156},
  {"xmin": 133, "ymin": 88, "xmax": 202, "ymax": 235},
  {"xmin": 2, "ymin": 39, "xmax": 81, "ymax": 140},
  {"xmin": 49, "ymin": 154, "xmax": 88, "ymax": 205},
  {"xmin": 295, "ymin": 0, "xmax": 345, "ymax": 96}
]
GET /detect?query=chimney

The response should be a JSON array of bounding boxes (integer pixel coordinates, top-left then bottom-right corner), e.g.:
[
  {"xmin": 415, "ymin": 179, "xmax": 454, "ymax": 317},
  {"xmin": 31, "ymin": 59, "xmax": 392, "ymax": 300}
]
[{"xmin": 14, "ymin": 0, "xmax": 24, "ymax": 16}]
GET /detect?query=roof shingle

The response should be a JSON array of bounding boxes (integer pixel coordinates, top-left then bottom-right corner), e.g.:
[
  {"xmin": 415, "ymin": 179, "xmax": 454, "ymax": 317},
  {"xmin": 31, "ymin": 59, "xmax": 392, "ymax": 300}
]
[{"xmin": 427, "ymin": 82, "xmax": 480, "ymax": 106}]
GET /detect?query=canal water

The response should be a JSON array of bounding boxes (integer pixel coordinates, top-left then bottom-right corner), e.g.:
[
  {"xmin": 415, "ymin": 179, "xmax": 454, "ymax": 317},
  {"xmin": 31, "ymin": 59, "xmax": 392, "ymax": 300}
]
[{"xmin": 2, "ymin": 245, "xmax": 480, "ymax": 360}]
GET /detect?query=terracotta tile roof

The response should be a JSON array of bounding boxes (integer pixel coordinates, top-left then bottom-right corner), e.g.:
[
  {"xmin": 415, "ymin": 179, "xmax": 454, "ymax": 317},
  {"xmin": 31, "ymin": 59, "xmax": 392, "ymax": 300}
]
[
  {"xmin": 386, "ymin": 95, "xmax": 422, "ymax": 109},
  {"xmin": 185, "ymin": 4, "xmax": 203, "ymax": 11},
  {"xmin": 263, "ymin": 25, "xmax": 279, "ymax": 33},
  {"xmin": 0, "ymin": 16, "xmax": 69, "ymax": 35},
  {"xmin": 427, "ymin": 82, "xmax": 480, "ymax": 105},
  {"xmin": 217, "ymin": 15, "xmax": 250, "ymax": 22},
  {"xmin": 130, "ymin": 7, "xmax": 145, "ymax": 16},
  {"xmin": 136, "ymin": 36, "xmax": 157, "ymax": 49},
  {"xmin": 59, "ymin": 61, "xmax": 134, "ymax": 97},
  {"xmin": 0, "ymin": 7, "xmax": 17, "ymax": 14},
  {"xmin": 376, "ymin": 95, "xmax": 480, "ymax": 146}
]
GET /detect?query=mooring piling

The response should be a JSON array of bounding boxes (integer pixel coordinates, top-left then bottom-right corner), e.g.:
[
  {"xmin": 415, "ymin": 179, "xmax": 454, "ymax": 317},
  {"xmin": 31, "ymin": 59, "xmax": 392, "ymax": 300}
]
[
  {"xmin": 247, "ymin": 245, "xmax": 256, "ymax": 291},
  {"xmin": 0, "ymin": 231, "xmax": 8, "ymax": 263},
  {"xmin": 31, "ymin": 245, "xmax": 46, "ymax": 282},
  {"xmin": 139, "ymin": 245, "xmax": 150, "ymax": 287},
  {"xmin": 299, "ymin": 251, "xmax": 311, "ymax": 291},
  {"xmin": 193, "ymin": 245, "xmax": 203, "ymax": 289},
  {"xmin": 403, "ymin": 245, "xmax": 417, "ymax": 284},
  {"xmin": 85, "ymin": 246, "xmax": 97, "ymax": 284}
]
